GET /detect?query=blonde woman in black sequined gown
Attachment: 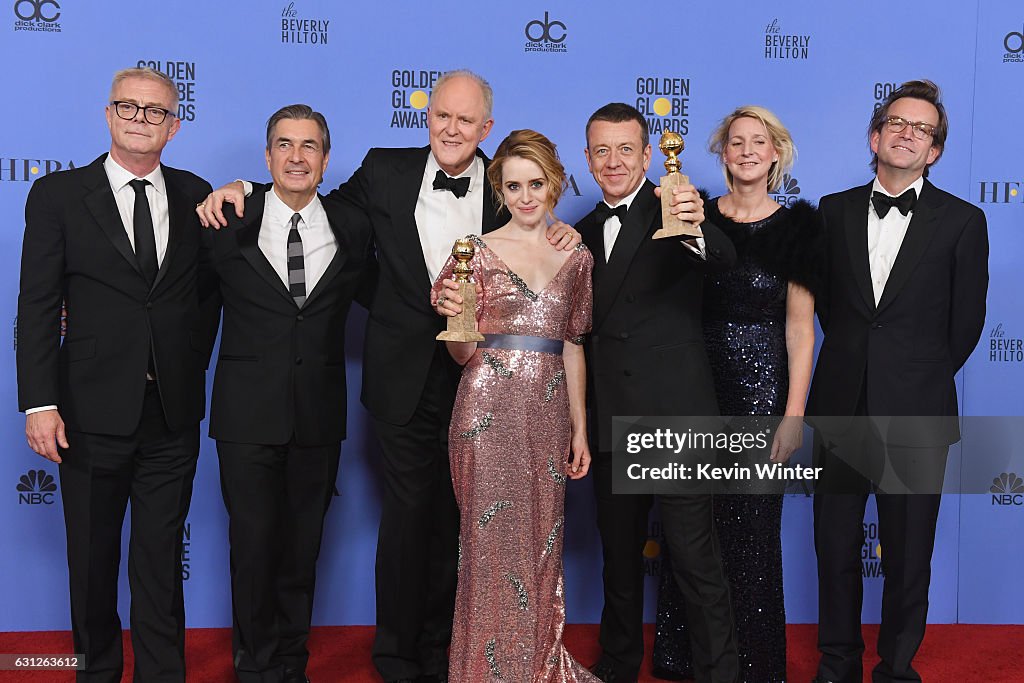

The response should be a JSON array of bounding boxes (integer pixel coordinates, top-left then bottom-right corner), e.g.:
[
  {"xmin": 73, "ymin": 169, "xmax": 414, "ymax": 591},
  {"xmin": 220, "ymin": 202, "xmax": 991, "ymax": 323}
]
[{"xmin": 652, "ymin": 106, "xmax": 821, "ymax": 683}]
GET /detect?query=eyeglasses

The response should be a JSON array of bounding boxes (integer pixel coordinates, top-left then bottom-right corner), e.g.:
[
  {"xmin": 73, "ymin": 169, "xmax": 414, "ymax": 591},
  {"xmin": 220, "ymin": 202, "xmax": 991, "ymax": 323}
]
[
  {"xmin": 884, "ymin": 116, "xmax": 936, "ymax": 140},
  {"xmin": 110, "ymin": 101, "xmax": 177, "ymax": 125}
]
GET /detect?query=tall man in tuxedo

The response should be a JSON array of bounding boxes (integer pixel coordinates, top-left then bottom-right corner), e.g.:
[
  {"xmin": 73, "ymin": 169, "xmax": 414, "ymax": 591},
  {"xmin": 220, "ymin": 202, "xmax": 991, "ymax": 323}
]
[
  {"xmin": 197, "ymin": 70, "xmax": 578, "ymax": 683},
  {"xmin": 204, "ymin": 105, "xmax": 370, "ymax": 683},
  {"xmin": 807, "ymin": 80, "xmax": 988, "ymax": 683},
  {"xmin": 576, "ymin": 103, "xmax": 739, "ymax": 683},
  {"xmin": 17, "ymin": 67, "xmax": 214, "ymax": 682}
]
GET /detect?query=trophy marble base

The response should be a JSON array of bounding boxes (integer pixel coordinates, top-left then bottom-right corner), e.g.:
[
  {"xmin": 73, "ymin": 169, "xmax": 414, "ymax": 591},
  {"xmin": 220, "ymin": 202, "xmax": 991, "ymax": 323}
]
[
  {"xmin": 653, "ymin": 171, "xmax": 703, "ymax": 239},
  {"xmin": 436, "ymin": 282, "xmax": 484, "ymax": 342}
]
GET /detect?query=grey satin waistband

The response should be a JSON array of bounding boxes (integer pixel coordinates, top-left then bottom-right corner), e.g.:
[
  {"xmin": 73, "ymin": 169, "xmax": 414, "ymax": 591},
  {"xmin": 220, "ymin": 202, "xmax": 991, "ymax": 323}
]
[{"xmin": 478, "ymin": 334, "xmax": 564, "ymax": 355}]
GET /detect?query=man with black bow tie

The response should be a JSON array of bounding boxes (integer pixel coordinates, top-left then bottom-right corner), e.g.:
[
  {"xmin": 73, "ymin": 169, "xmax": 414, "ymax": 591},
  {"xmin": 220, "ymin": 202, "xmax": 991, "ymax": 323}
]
[
  {"xmin": 197, "ymin": 70, "xmax": 579, "ymax": 683},
  {"xmin": 575, "ymin": 103, "xmax": 739, "ymax": 683},
  {"xmin": 807, "ymin": 80, "xmax": 988, "ymax": 683}
]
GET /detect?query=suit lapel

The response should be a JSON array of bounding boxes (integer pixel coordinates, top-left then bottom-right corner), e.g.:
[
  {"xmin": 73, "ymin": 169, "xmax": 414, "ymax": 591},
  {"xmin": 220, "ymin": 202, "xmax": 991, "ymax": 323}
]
[
  {"xmin": 593, "ymin": 180, "xmax": 655, "ymax": 327},
  {"xmin": 303, "ymin": 194, "xmax": 350, "ymax": 308},
  {"xmin": 387, "ymin": 147, "xmax": 434, "ymax": 289},
  {"xmin": 82, "ymin": 156, "xmax": 142, "ymax": 278},
  {"xmin": 480, "ymin": 153, "xmax": 508, "ymax": 233},
  {"xmin": 842, "ymin": 182, "xmax": 877, "ymax": 314},
  {"xmin": 153, "ymin": 167, "xmax": 188, "ymax": 292},
  {"xmin": 876, "ymin": 180, "xmax": 942, "ymax": 314},
  {"xmin": 235, "ymin": 191, "xmax": 297, "ymax": 307}
]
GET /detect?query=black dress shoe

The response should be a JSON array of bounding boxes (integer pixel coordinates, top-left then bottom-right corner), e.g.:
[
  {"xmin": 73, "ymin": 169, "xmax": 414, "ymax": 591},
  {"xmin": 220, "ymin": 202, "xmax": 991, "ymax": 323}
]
[
  {"xmin": 590, "ymin": 660, "xmax": 637, "ymax": 683},
  {"xmin": 282, "ymin": 667, "xmax": 309, "ymax": 683}
]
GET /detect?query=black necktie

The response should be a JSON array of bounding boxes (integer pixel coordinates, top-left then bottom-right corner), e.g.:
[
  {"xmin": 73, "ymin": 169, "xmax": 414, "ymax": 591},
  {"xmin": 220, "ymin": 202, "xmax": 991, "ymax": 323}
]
[
  {"xmin": 287, "ymin": 213, "xmax": 306, "ymax": 307},
  {"xmin": 432, "ymin": 169, "xmax": 470, "ymax": 198},
  {"xmin": 129, "ymin": 179, "xmax": 158, "ymax": 284},
  {"xmin": 871, "ymin": 188, "xmax": 917, "ymax": 219},
  {"xmin": 593, "ymin": 201, "xmax": 628, "ymax": 223}
]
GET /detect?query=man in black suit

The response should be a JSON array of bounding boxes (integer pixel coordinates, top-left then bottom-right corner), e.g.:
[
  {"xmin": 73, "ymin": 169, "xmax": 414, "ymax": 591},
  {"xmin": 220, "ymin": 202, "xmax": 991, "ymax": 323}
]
[
  {"xmin": 576, "ymin": 103, "xmax": 739, "ymax": 683},
  {"xmin": 17, "ymin": 67, "xmax": 214, "ymax": 682},
  {"xmin": 204, "ymin": 105, "xmax": 370, "ymax": 683},
  {"xmin": 198, "ymin": 70, "xmax": 578, "ymax": 683},
  {"xmin": 807, "ymin": 80, "xmax": 988, "ymax": 683}
]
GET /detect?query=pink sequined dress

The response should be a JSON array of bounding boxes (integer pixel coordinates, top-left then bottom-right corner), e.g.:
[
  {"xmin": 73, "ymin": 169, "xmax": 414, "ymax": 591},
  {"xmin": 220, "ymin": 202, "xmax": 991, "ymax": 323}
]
[{"xmin": 431, "ymin": 236, "xmax": 597, "ymax": 682}]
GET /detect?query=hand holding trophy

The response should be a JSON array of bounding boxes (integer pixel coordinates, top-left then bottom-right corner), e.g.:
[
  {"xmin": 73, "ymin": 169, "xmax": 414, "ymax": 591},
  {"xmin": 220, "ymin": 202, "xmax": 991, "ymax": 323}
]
[
  {"xmin": 652, "ymin": 132, "xmax": 704, "ymax": 239},
  {"xmin": 436, "ymin": 237, "xmax": 485, "ymax": 342}
]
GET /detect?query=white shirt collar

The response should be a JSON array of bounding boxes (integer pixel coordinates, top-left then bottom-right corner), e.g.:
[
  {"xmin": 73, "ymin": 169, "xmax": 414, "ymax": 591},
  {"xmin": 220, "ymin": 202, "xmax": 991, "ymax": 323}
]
[
  {"xmin": 871, "ymin": 175, "xmax": 924, "ymax": 200},
  {"xmin": 103, "ymin": 154, "xmax": 165, "ymax": 195},
  {"xmin": 603, "ymin": 180, "xmax": 645, "ymax": 212},
  {"xmin": 266, "ymin": 186, "xmax": 323, "ymax": 228}
]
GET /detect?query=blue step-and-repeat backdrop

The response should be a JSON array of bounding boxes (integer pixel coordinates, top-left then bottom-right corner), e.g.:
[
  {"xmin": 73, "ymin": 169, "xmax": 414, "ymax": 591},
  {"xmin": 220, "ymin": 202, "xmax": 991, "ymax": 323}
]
[{"xmin": 1, "ymin": 0, "xmax": 1021, "ymax": 631}]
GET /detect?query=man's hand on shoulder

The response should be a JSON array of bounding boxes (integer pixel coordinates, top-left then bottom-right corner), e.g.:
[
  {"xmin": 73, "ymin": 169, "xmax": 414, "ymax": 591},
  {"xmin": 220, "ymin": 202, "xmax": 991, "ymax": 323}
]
[
  {"xmin": 196, "ymin": 181, "xmax": 247, "ymax": 229},
  {"xmin": 546, "ymin": 220, "xmax": 581, "ymax": 251},
  {"xmin": 26, "ymin": 409, "xmax": 68, "ymax": 463}
]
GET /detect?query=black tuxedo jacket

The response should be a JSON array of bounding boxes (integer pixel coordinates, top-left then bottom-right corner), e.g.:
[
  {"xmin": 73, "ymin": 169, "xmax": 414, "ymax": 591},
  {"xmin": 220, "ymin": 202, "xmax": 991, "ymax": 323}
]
[
  {"xmin": 578, "ymin": 180, "xmax": 737, "ymax": 452},
  {"xmin": 17, "ymin": 154, "xmax": 214, "ymax": 435},
  {"xmin": 325, "ymin": 146, "xmax": 506, "ymax": 425},
  {"xmin": 806, "ymin": 179, "xmax": 988, "ymax": 445},
  {"xmin": 205, "ymin": 187, "xmax": 371, "ymax": 446}
]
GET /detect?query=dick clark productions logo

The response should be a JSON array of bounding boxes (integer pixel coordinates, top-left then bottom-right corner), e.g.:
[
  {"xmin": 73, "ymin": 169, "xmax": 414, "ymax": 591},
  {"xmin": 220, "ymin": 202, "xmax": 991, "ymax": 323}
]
[
  {"xmin": 1004, "ymin": 24, "xmax": 1023, "ymax": 63},
  {"xmin": 524, "ymin": 11, "xmax": 567, "ymax": 53},
  {"xmin": 13, "ymin": 0, "xmax": 61, "ymax": 32}
]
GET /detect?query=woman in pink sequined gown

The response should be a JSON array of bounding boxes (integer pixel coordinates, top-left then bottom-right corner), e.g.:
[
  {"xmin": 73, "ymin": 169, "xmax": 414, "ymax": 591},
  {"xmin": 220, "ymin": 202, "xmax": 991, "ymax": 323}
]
[{"xmin": 431, "ymin": 130, "xmax": 598, "ymax": 682}]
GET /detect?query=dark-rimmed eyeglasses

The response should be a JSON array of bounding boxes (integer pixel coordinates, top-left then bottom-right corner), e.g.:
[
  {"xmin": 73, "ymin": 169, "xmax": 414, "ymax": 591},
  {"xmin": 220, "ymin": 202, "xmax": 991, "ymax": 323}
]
[
  {"xmin": 884, "ymin": 116, "xmax": 936, "ymax": 141},
  {"xmin": 110, "ymin": 101, "xmax": 177, "ymax": 125}
]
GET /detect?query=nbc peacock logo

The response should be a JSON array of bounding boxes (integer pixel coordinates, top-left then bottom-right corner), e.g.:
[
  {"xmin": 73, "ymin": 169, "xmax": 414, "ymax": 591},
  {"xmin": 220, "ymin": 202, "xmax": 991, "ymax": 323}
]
[
  {"xmin": 17, "ymin": 468, "xmax": 57, "ymax": 505},
  {"xmin": 771, "ymin": 174, "xmax": 801, "ymax": 207},
  {"xmin": 990, "ymin": 472, "xmax": 1024, "ymax": 507}
]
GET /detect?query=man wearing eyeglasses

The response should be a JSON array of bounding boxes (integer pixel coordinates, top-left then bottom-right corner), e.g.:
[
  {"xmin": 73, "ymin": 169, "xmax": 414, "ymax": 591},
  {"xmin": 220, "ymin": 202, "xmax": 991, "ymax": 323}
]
[
  {"xmin": 17, "ymin": 67, "xmax": 216, "ymax": 682},
  {"xmin": 807, "ymin": 80, "xmax": 988, "ymax": 683}
]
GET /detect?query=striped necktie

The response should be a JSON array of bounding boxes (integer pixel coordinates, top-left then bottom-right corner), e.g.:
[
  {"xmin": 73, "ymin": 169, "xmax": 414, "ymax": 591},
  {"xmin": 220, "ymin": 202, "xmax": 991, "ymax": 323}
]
[{"xmin": 287, "ymin": 212, "xmax": 306, "ymax": 307}]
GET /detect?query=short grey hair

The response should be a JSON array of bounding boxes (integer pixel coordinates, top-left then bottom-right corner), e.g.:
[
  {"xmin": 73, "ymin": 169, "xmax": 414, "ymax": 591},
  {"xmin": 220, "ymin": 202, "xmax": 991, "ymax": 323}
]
[
  {"xmin": 429, "ymin": 69, "xmax": 493, "ymax": 119},
  {"xmin": 265, "ymin": 104, "xmax": 331, "ymax": 154},
  {"xmin": 109, "ymin": 67, "xmax": 179, "ymax": 111}
]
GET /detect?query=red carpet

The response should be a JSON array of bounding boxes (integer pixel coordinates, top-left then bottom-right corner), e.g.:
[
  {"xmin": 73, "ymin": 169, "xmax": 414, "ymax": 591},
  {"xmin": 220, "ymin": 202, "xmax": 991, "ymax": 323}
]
[{"xmin": 1, "ymin": 624, "xmax": 1021, "ymax": 682}]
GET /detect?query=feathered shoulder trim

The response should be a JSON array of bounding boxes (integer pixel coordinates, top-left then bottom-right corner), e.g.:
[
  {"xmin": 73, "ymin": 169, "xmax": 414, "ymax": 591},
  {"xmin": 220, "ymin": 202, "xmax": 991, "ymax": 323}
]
[{"xmin": 706, "ymin": 197, "xmax": 823, "ymax": 295}]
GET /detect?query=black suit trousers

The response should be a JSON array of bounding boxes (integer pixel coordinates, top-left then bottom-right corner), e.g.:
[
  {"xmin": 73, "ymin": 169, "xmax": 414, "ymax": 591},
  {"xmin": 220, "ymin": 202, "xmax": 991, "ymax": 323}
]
[
  {"xmin": 370, "ymin": 348, "xmax": 460, "ymax": 681},
  {"xmin": 813, "ymin": 422, "xmax": 947, "ymax": 683},
  {"xmin": 59, "ymin": 382, "xmax": 198, "ymax": 683},
  {"xmin": 217, "ymin": 439, "xmax": 341, "ymax": 683},
  {"xmin": 593, "ymin": 451, "xmax": 739, "ymax": 683}
]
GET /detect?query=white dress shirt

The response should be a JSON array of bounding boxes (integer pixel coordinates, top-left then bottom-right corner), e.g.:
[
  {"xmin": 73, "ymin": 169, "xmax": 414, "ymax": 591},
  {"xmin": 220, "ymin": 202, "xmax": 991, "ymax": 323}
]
[
  {"xmin": 104, "ymin": 154, "xmax": 170, "ymax": 266},
  {"xmin": 867, "ymin": 175, "xmax": 924, "ymax": 305},
  {"xmin": 260, "ymin": 188, "xmax": 337, "ymax": 293},
  {"xmin": 416, "ymin": 154, "xmax": 485, "ymax": 281},
  {"xmin": 601, "ymin": 182, "xmax": 644, "ymax": 262}
]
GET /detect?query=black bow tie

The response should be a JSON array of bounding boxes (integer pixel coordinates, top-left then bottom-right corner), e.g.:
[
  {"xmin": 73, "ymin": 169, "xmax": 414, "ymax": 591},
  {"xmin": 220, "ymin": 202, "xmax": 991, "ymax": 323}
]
[
  {"xmin": 594, "ymin": 202, "xmax": 628, "ymax": 223},
  {"xmin": 871, "ymin": 188, "xmax": 917, "ymax": 219},
  {"xmin": 433, "ymin": 169, "xmax": 470, "ymax": 198}
]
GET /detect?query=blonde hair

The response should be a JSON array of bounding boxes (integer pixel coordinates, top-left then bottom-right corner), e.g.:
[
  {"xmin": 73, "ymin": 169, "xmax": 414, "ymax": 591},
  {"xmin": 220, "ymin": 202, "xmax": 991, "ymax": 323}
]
[
  {"xmin": 708, "ymin": 105, "xmax": 795, "ymax": 193},
  {"xmin": 486, "ymin": 129, "xmax": 567, "ymax": 214}
]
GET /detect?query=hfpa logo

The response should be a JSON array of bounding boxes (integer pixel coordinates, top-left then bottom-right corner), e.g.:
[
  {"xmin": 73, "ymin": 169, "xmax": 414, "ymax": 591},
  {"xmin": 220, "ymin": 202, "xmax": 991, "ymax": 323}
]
[{"xmin": 17, "ymin": 468, "xmax": 57, "ymax": 504}]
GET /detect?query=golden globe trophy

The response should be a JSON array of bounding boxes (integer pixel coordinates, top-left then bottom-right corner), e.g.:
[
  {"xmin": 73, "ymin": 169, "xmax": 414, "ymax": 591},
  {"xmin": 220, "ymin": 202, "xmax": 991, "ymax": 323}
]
[
  {"xmin": 652, "ymin": 131, "xmax": 703, "ymax": 239},
  {"xmin": 436, "ymin": 238, "xmax": 485, "ymax": 342}
]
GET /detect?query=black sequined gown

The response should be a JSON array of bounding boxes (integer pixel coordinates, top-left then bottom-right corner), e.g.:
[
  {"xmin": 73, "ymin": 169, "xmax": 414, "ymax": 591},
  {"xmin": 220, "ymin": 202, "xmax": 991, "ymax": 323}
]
[{"xmin": 653, "ymin": 198, "xmax": 820, "ymax": 683}]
